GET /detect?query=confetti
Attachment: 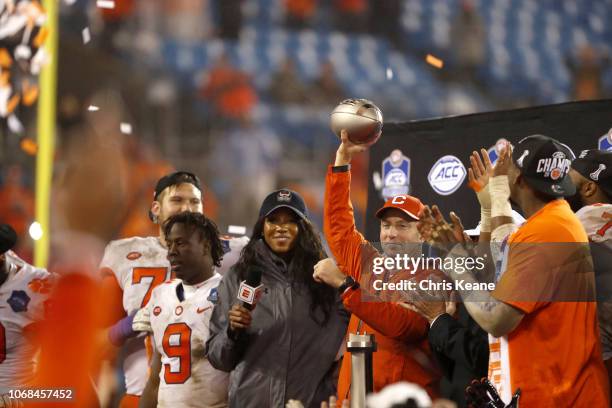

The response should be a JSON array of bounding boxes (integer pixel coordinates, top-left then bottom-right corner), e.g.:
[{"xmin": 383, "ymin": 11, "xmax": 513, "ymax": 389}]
[
  {"xmin": 7, "ymin": 114, "xmax": 23, "ymax": 133},
  {"xmin": 20, "ymin": 138, "xmax": 38, "ymax": 155},
  {"xmin": 120, "ymin": 122, "xmax": 132, "ymax": 134},
  {"xmin": 87, "ymin": 105, "xmax": 99, "ymax": 112},
  {"xmin": 425, "ymin": 54, "xmax": 444, "ymax": 69},
  {"xmin": 96, "ymin": 0, "xmax": 115, "ymax": 9},
  {"xmin": 228, "ymin": 225, "xmax": 247, "ymax": 235},
  {"xmin": 29, "ymin": 222, "xmax": 43, "ymax": 241},
  {"xmin": 386, "ymin": 68, "xmax": 394, "ymax": 80},
  {"xmin": 82, "ymin": 27, "xmax": 91, "ymax": 44}
]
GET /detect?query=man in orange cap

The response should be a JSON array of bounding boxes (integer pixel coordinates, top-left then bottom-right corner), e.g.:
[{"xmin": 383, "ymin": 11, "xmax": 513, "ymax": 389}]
[{"xmin": 314, "ymin": 131, "xmax": 442, "ymax": 404}]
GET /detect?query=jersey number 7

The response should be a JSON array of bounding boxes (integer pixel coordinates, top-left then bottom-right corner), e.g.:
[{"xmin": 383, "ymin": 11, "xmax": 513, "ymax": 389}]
[
  {"xmin": 132, "ymin": 267, "xmax": 168, "ymax": 307},
  {"xmin": 162, "ymin": 323, "xmax": 192, "ymax": 384}
]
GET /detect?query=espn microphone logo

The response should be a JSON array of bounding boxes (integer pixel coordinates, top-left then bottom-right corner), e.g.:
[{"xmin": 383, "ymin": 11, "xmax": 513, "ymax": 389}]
[{"xmin": 237, "ymin": 281, "xmax": 264, "ymax": 306}]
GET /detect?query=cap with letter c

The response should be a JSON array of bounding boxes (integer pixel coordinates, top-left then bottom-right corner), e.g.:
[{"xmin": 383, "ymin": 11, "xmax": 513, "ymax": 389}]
[{"xmin": 375, "ymin": 195, "xmax": 425, "ymax": 221}]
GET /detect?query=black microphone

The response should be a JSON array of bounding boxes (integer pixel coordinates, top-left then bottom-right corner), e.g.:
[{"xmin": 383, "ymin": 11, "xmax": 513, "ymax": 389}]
[{"xmin": 237, "ymin": 268, "xmax": 263, "ymax": 311}]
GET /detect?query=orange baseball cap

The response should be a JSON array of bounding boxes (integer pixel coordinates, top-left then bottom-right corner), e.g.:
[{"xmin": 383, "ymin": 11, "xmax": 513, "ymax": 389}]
[{"xmin": 375, "ymin": 195, "xmax": 424, "ymax": 221}]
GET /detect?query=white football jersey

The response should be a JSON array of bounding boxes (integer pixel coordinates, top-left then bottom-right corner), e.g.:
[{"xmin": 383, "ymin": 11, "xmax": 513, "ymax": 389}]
[
  {"xmin": 576, "ymin": 203, "xmax": 612, "ymax": 247},
  {"xmin": 0, "ymin": 251, "xmax": 53, "ymax": 388},
  {"xmin": 146, "ymin": 276, "xmax": 228, "ymax": 408},
  {"xmin": 99, "ymin": 235, "xmax": 247, "ymax": 396},
  {"xmin": 100, "ymin": 236, "xmax": 171, "ymax": 396},
  {"xmin": 576, "ymin": 203, "xmax": 612, "ymax": 360}
]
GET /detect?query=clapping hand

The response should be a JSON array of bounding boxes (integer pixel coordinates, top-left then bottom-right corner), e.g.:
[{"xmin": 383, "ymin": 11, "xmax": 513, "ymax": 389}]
[
  {"xmin": 417, "ymin": 205, "xmax": 468, "ymax": 252},
  {"xmin": 468, "ymin": 148, "xmax": 495, "ymax": 193}
]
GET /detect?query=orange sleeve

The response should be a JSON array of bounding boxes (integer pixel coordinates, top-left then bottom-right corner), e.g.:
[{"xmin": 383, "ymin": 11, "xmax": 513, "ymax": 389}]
[
  {"xmin": 324, "ymin": 165, "xmax": 370, "ymax": 282},
  {"xmin": 99, "ymin": 268, "xmax": 126, "ymax": 327},
  {"xmin": 341, "ymin": 288, "xmax": 429, "ymax": 342}
]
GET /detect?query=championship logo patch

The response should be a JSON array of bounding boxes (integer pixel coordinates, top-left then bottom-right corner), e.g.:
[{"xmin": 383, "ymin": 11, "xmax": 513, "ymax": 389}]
[
  {"xmin": 207, "ymin": 287, "xmax": 219, "ymax": 304},
  {"xmin": 379, "ymin": 149, "xmax": 411, "ymax": 200},
  {"xmin": 535, "ymin": 151, "xmax": 570, "ymax": 180},
  {"xmin": 7, "ymin": 290, "xmax": 30, "ymax": 313},
  {"xmin": 427, "ymin": 155, "xmax": 466, "ymax": 196}
]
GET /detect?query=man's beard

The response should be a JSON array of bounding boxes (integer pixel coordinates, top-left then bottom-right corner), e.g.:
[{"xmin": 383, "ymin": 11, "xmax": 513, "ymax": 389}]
[{"xmin": 565, "ymin": 191, "xmax": 585, "ymax": 213}]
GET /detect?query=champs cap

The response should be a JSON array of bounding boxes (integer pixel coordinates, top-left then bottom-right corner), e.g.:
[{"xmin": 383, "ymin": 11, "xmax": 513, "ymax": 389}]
[
  {"xmin": 375, "ymin": 195, "xmax": 424, "ymax": 221},
  {"xmin": 0, "ymin": 224, "xmax": 17, "ymax": 254},
  {"xmin": 153, "ymin": 171, "xmax": 202, "ymax": 200},
  {"xmin": 512, "ymin": 134, "xmax": 576, "ymax": 197},
  {"xmin": 572, "ymin": 149, "xmax": 612, "ymax": 198},
  {"xmin": 259, "ymin": 189, "xmax": 309, "ymax": 221}
]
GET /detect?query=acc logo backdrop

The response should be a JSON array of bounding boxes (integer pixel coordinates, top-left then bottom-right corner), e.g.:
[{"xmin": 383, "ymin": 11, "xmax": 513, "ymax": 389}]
[
  {"xmin": 598, "ymin": 128, "xmax": 612, "ymax": 151},
  {"xmin": 381, "ymin": 149, "xmax": 411, "ymax": 200},
  {"xmin": 427, "ymin": 155, "xmax": 466, "ymax": 196}
]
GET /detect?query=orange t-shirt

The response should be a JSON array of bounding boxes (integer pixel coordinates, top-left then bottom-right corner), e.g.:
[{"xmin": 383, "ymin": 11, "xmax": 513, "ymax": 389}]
[{"xmin": 491, "ymin": 200, "xmax": 609, "ymax": 407}]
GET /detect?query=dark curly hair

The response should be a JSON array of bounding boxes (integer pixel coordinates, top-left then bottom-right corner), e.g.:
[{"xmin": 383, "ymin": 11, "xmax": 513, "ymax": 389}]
[
  {"xmin": 162, "ymin": 212, "xmax": 224, "ymax": 267},
  {"xmin": 235, "ymin": 215, "xmax": 337, "ymax": 326}
]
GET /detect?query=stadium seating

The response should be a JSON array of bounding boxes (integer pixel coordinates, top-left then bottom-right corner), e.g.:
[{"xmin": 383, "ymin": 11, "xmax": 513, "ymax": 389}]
[
  {"xmin": 401, "ymin": 0, "xmax": 612, "ymax": 103},
  {"xmin": 151, "ymin": 0, "xmax": 612, "ymax": 148}
]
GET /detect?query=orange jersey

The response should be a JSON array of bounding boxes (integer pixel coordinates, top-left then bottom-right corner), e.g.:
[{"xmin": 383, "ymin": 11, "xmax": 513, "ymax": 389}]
[
  {"xmin": 324, "ymin": 165, "xmax": 440, "ymax": 402},
  {"xmin": 491, "ymin": 200, "xmax": 609, "ymax": 407}
]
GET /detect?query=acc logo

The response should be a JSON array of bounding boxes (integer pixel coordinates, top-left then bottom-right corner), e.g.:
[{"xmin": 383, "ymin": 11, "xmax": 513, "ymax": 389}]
[
  {"xmin": 7, "ymin": 290, "xmax": 30, "ymax": 313},
  {"xmin": 487, "ymin": 138, "xmax": 509, "ymax": 165},
  {"xmin": 153, "ymin": 306, "xmax": 162, "ymax": 316},
  {"xmin": 427, "ymin": 155, "xmax": 466, "ymax": 196},
  {"xmin": 598, "ymin": 128, "xmax": 612, "ymax": 151},
  {"xmin": 380, "ymin": 149, "xmax": 411, "ymax": 201},
  {"xmin": 126, "ymin": 252, "xmax": 142, "ymax": 260}
]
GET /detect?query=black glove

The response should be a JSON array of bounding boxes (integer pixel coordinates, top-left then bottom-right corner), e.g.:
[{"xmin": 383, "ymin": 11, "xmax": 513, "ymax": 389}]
[{"xmin": 465, "ymin": 377, "xmax": 521, "ymax": 408}]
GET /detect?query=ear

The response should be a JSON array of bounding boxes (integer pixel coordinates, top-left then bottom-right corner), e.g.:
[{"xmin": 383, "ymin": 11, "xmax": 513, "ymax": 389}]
[
  {"xmin": 151, "ymin": 201, "xmax": 161, "ymax": 223},
  {"xmin": 582, "ymin": 181, "xmax": 598, "ymax": 198},
  {"xmin": 510, "ymin": 171, "xmax": 521, "ymax": 187}
]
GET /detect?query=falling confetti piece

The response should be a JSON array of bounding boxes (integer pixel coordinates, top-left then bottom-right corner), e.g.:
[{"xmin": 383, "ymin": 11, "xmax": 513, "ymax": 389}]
[
  {"xmin": 29, "ymin": 222, "xmax": 43, "ymax": 241},
  {"xmin": 386, "ymin": 68, "xmax": 394, "ymax": 80},
  {"xmin": 96, "ymin": 0, "xmax": 115, "ymax": 9},
  {"xmin": 20, "ymin": 138, "xmax": 38, "ymax": 155},
  {"xmin": 425, "ymin": 54, "xmax": 444, "ymax": 69},
  {"xmin": 120, "ymin": 122, "xmax": 132, "ymax": 134},
  {"xmin": 82, "ymin": 27, "xmax": 91, "ymax": 44},
  {"xmin": 88, "ymin": 105, "xmax": 99, "ymax": 111},
  {"xmin": 64, "ymin": 0, "xmax": 77, "ymax": 4},
  {"xmin": 228, "ymin": 225, "xmax": 247, "ymax": 235},
  {"xmin": 7, "ymin": 114, "xmax": 23, "ymax": 133}
]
